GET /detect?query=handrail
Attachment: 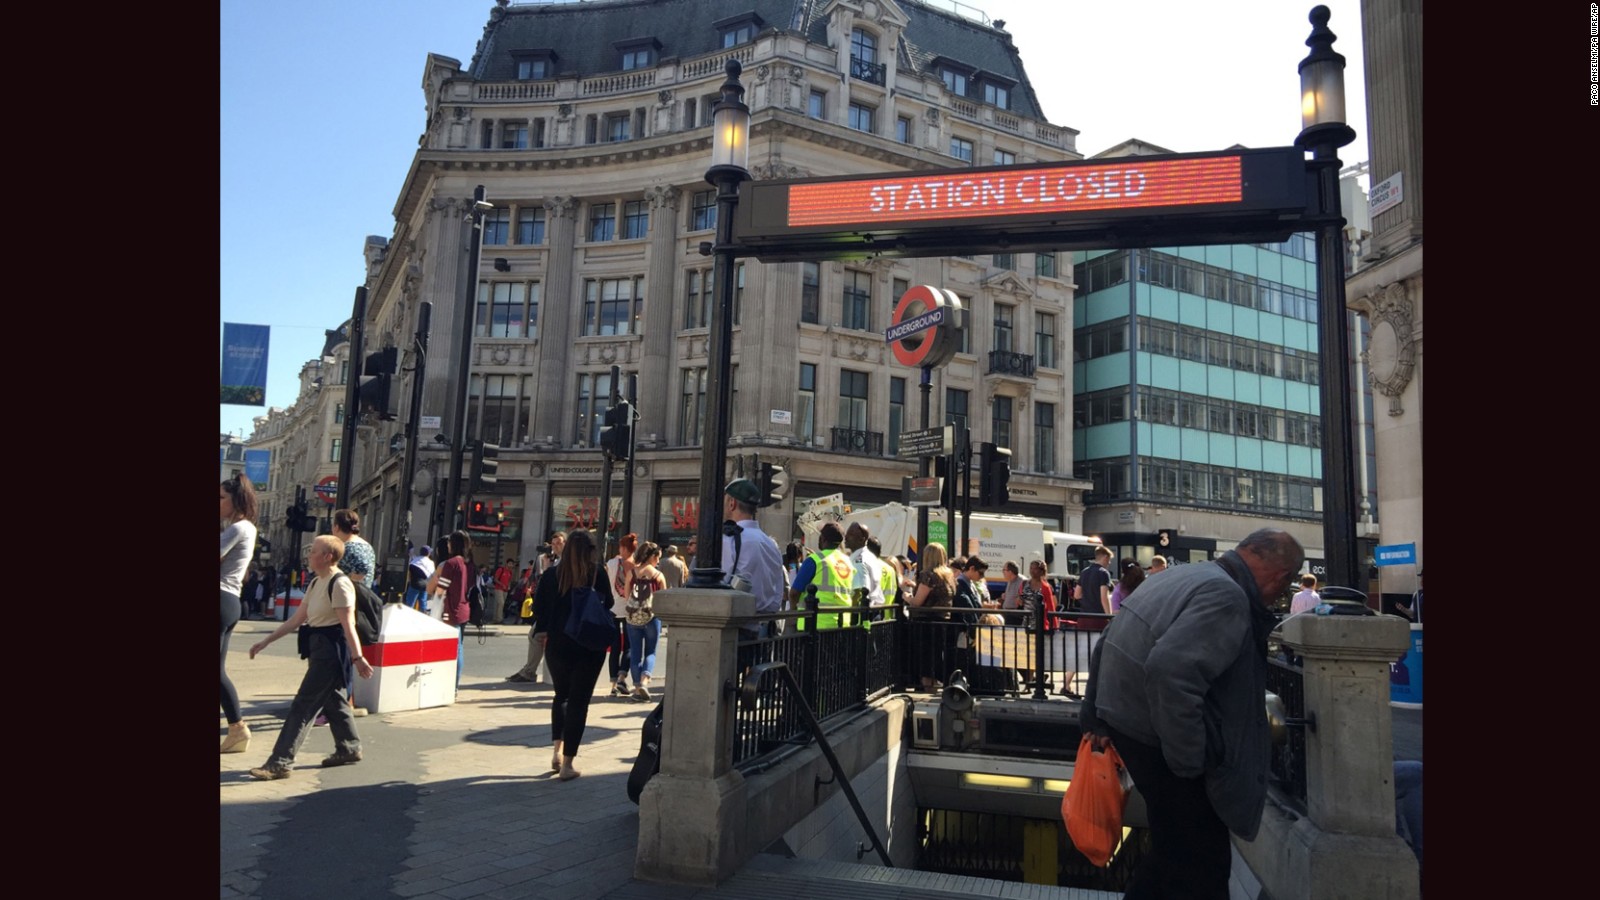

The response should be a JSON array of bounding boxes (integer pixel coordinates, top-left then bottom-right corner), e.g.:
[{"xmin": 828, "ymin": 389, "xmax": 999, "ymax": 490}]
[{"xmin": 739, "ymin": 660, "xmax": 894, "ymax": 868}]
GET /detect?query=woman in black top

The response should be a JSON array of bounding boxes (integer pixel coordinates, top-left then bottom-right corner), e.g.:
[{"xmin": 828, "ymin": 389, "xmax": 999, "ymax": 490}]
[{"xmin": 533, "ymin": 529, "xmax": 615, "ymax": 781}]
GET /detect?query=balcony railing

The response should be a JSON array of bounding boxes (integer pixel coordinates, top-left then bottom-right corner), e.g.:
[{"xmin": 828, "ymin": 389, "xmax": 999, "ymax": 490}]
[
  {"xmin": 830, "ymin": 426, "xmax": 884, "ymax": 456},
  {"xmin": 849, "ymin": 56, "xmax": 886, "ymax": 85},
  {"xmin": 987, "ymin": 350, "xmax": 1037, "ymax": 378}
]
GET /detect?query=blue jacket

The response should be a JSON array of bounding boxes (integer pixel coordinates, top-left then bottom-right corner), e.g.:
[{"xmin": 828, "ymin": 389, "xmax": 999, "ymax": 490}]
[{"xmin": 1087, "ymin": 550, "xmax": 1278, "ymax": 840}]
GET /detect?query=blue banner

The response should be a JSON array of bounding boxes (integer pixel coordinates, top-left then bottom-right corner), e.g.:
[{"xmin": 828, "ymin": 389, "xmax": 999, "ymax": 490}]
[
  {"xmin": 245, "ymin": 449, "xmax": 270, "ymax": 487},
  {"xmin": 1374, "ymin": 543, "xmax": 1417, "ymax": 567},
  {"xmin": 221, "ymin": 323, "xmax": 270, "ymax": 406}
]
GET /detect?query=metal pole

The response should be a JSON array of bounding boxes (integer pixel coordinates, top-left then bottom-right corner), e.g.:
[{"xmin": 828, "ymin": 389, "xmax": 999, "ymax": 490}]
[
  {"xmin": 597, "ymin": 364, "xmax": 621, "ymax": 547},
  {"xmin": 443, "ymin": 185, "xmax": 488, "ymax": 536},
  {"xmin": 1312, "ymin": 149, "xmax": 1358, "ymax": 590},
  {"xmin": 959, "ymin": 427, "xmax": 971, "ymax": 556},
  {"xmin": 621, "ymin": 372, "xmax": 637, "ymax": 535},
  {"xmin": 398, "ymin": 301, "xmax": 432, "ymax": 555},
  {"xmin": 917, "ymin": 365, "xmax": 932, "ymax": 560},
  {"xmin": 337, "ymin": 286, "xmax": 367, "ymax": 511}
]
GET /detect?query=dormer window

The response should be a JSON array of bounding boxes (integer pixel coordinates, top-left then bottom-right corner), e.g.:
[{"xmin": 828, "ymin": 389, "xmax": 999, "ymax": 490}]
[
  {"xmin": 935, "ymin": 57, "xmax": 977, "ymax": 97},
  {"xmin": 941, "ymin": 68, "xmax": 969, "ymax": 95},
  {"xmin": 512, "ymin": 50, "xmax": 556, "ymax": 81},
  {"xmin": 615, "ymin": 37, "xmax": 661, "ymax": 72},
  {"xmin": 979, "ymin": 74, "xmax": 1017, "ymax": 110},
  {"xmin": 714, "ymin": 13, "xmax": 763, "ymax": 48}
]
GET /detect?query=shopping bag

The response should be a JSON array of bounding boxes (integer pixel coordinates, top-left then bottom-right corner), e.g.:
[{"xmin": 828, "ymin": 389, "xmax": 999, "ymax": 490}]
[{"xmin": 1061, "ymin": 733, "xmax": 1129, "ymax": 867}]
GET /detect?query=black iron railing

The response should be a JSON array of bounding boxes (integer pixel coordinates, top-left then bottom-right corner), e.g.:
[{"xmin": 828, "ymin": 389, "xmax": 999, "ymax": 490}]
[
  {"xmin": 1265, "ymin": 655, "xmax": 1309, "ymax": 809},
  {"xmin": 849, "ymin": 56, "xmax": 886, "ymax": 85},
  {"xmin": 987, "ymin": 350, "xmax": 1037, "ymax": 378},
  {"xmin": 830, "ymin": 426, "xmax": 884, "ymax": 456}
]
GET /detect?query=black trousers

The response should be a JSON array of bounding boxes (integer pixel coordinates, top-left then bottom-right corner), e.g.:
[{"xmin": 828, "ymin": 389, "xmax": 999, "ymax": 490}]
[
  {"xmin": 1105, "ymin": 724, "xmax": 1231, "ymax": 900},
  {"xmin": 267, "ymin": 632, "xmax": 361, "ymax": 766},
  {"xmin": 545, "ymin": 634, "xmax": 607, "ymax": 757}
]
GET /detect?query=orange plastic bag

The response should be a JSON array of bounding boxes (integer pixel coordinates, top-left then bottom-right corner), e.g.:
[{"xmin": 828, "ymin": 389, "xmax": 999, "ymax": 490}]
[{"xmin": 1061, "ymin": 733, "xmax": 1129, "ymax": 867}]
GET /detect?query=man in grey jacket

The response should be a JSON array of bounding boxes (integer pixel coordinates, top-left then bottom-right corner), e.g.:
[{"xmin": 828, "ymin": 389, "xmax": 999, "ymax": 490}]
[{"xmin": 1082, "ymin": 528, "xmax": 1303, "ymax": 900}]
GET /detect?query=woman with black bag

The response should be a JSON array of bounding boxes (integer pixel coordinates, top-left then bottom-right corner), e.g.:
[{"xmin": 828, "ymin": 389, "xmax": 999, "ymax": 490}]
[{"xmin": 533, "ymin": 529, "xmax": 614, "ymax": 781}]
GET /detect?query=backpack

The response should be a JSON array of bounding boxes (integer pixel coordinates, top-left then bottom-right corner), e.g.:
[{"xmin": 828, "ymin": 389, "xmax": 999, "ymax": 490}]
[
  {"xmin": 563, "ymin": 585, "xmax": 614, "ymax": 651},
  {"xmin": 625, "ymin": 575, "xmax": 657, "ymax": 627},
  {"xmin": 351, "ymin": 577, "xmax": 384, "ymax": 645},
  {"xmin": 465, "ymin": 563, "xmax": 487, "ymax": 627}
]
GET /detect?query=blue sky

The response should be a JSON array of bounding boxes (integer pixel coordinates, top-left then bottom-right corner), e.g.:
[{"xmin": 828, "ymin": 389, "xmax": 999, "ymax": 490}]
[{"xmin": 220, "ymin": 0, "xmax": 1366, "ymax": 440}]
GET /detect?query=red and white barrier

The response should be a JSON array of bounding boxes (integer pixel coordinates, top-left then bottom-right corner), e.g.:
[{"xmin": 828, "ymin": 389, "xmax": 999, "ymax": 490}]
[{"xmin": 353, "ymin": 604, "xmax": 460, "ymax": 712}]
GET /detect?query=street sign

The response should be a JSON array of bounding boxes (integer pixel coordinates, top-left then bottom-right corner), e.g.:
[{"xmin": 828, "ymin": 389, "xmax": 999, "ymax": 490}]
[
  {"xmin": 907, "ymin": 476, "xmax": 941, "ymax": 507},
  {"xmin": 1374, "ymin": 543, "xmax": 1417, "ymax": 566},
  {"xmin": 897, "ymin": 425, "xmax": 953, "ymax": 459},
  {"xmin": 314, "ymin": 475, "xmax": 338, "ymax": 506},
  {"xmin": 883, "ymin": 306, "xmax": 945, "ymax": 343}
]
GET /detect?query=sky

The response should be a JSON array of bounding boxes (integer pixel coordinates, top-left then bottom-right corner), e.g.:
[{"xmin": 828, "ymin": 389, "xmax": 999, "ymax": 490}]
[{"xmin": 220, "ymin": 0, "xmax": 1367, "ymax": 440}]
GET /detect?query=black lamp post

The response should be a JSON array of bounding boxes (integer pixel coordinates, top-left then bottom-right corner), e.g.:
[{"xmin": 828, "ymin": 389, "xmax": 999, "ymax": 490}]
[
  {"xmin": 1295, "ymin": 6, "xmax": 1359, "ymax": 591},
  {"xmin": 688, "ymin": 59, "xmax": 751, "ymax": 589},
  {"xmin": 441, "ymin": 186, "xmax": 493, "ymax": 539}
]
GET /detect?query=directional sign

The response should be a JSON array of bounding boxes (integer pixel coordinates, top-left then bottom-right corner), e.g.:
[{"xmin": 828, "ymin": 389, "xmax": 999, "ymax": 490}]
[
  {"xmin": 897, "ymin": 425, "xmax": 953, "ymax": 459},
  {"xmin": 884, "ymin": 306, "xmax": 946, "ymax": 343},
  {"xmin": 1374, "ymin": 543, "xmax": 1417, "ymax": 566},
  {"xmin": 314, "ymin": 475, "xmax": 338, "ymax": 506}
]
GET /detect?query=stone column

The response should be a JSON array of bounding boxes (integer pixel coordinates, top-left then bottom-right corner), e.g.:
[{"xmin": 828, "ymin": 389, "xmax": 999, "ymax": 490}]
[
  {"xmin": 1236, "ymin": 614, "xmax": 1419, "ymax": 900},
  {"xmin": 634, "ymin": 586, "xmax": 755, "ymax": 886},
  {"xmin": 532, "ymin": 196, "xmax": 579, "ymax": 443},
  {"xmin": 638, "ymin": 185, "xmax": 681, "ymax": 443}
]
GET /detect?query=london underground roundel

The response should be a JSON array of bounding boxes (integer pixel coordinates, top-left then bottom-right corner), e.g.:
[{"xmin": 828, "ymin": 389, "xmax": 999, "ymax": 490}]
[{"xmin": 886, "ymin": 285, "xmax": 963, "ymax": 369}]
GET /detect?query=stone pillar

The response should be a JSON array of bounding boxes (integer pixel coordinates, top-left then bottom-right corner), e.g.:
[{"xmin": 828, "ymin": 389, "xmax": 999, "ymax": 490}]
[
  {"xmin": 532, "ymin": 196, "xmax": 579, "ymax": 443},
  {"xmin": 634, "ymin": 586, "xmax": 755, "ymax": 886},
  {"xmin": 638, "ymin": 185, "xmax": 681, "ymax": 443},
  {"xmin": 1236, "ymin": 614, "xmax": 1419, "ymax": 900}
]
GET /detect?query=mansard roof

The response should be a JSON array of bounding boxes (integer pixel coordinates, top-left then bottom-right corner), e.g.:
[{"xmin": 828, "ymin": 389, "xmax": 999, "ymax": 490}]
[{"xmin": 469, "ymin": 0, "xmax": 1051, "ymax": 121}]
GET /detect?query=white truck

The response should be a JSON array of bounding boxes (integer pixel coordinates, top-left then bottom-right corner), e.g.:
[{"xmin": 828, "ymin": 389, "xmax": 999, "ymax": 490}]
[{"xmin": 799, "ymin": 504, "xmax": 1101, "ymax": 581}]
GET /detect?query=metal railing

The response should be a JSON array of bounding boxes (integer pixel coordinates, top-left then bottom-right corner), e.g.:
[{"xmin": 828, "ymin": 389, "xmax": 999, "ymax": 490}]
[
  {"xmin": 849, "ymin": 56, "xmax": 886, "ymax": 85},
  {"xmin": 1265, "ymin": 655, "xmax": 1309, "ymax": 809},
  {"xmin": 986, "ymin": 350, "xmax": 1037, "ymax": 378},
  {"xmin": 830, "ymin": 426, "xmax": 884, "ymax": 457}
]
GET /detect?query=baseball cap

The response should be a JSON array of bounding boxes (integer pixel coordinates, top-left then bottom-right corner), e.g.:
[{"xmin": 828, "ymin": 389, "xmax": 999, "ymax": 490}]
[
  {"xmin": 419, "ymin": 545, "xmax": 432, "ymax": 556},
  {"xmin": 725, "ymin": 478, "xmax": 762, "ymax": 506}
]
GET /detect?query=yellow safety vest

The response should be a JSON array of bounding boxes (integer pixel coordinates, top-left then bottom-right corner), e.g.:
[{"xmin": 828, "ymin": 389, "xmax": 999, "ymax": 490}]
[{"xmin": 797, "ymin": 548, "xmax": 854, "ymax": 629}]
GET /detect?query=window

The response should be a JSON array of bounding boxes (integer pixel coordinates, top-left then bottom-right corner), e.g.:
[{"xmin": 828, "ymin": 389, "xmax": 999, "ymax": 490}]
[
  {"xmin": 500, "ymin": 121, "xmax": 529, "ymax": 150},
  {"xmin": 588, "ymin": 203, "xmax": 616, "ymax": 242},
  {"xmin": 983, "ymin": 82, "xmax": 1010, "ymax": 108},
  {"xmin": 1035, "ymin": 252, "xmax": 1057, "ymax": 278},
  {"xmin": 329, "ymin": 437, "xmax": 341, "ymax": 463},
  {"xmin": 471, "ymin": 374, "xmax": 530, "ymax": 448},
  {"xmin": 582, "ymin": 276, "xmax": 643, "ymax": 336},
  {"xmin": 994, "ymin": 303, "xmax": 1014, "ymax": 352},
  {"xmin": 690, "ymin": 190, "xmax": 716, "ymax": 231},
  {"xmin": 993, "ymin": 149, "xmax": 1016, "ymax": 166},
  {"xmin": 838, "ymin": 370, "xmax": 869, "ymax": 432},
  {"xmin": 517, "ymin": 207, "xmax": 545, "ymax": 245},
  {"xmin": 992, "ymin": 395, "xmax": 1014, "ymax": 449},
  {"xmin": 950, "ymin": 137, "xmax": 974, "ymax": 163},
  {"xmin": 477, "ymin": 281, "xmax": 534, "ymax": 338},
  {"xmin": 801, "ymin": 262, "xmax": 820, "ymax": 324},
  {"xmin": 734, "ymin": 262, "xmax": 745, "ymax": 326},
  {"xmin": 889, "ymin": 377, "xmax": 906, "ymax": 456},
  {"xmin": 516, "ymin": 59, "xmax": 549, "ymax": 81},
  {"xmin": 897, "ymin": 116, "xmax": 913, "ymax": 144},
  {"xmin": 1035, "ymin": 313, "xmax": 1057, "ymax": 368},
  {"xmin": 946, "ymin": 388, "xmax": 969, "ymax": 430},
  {"xmin": 850, "ymin": 28, "xmax": 878, "ymax": 65},
  {"xmin": 848, "ymin": 102, "xmax": 875, "ymax": 133},
  {"xmin": 334, "ymin": 403, "xmax": 344, "ymax": 425},
  {"xmin": 955, "ymin": 295, "xmax": 972, "ymax": 353},
  {"xmin": 605, "ymin": 113, "xmax": 631, "ymax": 142},
  {"xmin": 942, "ymin": 69, "xmax": 968, "ymax": 95},
  {"xmin": 679, "ymin": 367, "xmax": 707, "ymax": 444},
  {"xmin": 798, "ymin": 363, "xmax": 817, "ymax": 442},
  {"xmin": 481, "ymin": 120, "xmax": 494, "ymax": 149},
  {"xmin": 1034, "ymin": 402, "xmax": 1056, "ymax": 473},
  {"xmin": 622, "ymin": 200, "xmax": 648, "ymax": 239},
  {"xmin": 721, "ymin": 22, "xmax": 756, "ymax": 47},
  {"xmin": 576, "ymin": 372, "xmax": 614, "ymax": 446},
  {"xmin": 483, "ymin": 208, "xmax": 511, "ymax": 245},
  {"xmin": 809, "ymin": 90, "xmax": 826, "ymax": 120},
  {"xmin": 621, "ymin": 48, "xmax": 652, "ymax": 70},
  {"xmin": 338, "ymin": 360, "xmax": 348, "ymax": 385},
  {"xmin": 992, "ymin": 253, "xmax": 1014, "ymax": 270},
  {"xmin": 684, "ymin": 268, "xmax": 713, "ymax": 330},
  {"xmin": 842, "ymin": 270, "xmax": 871, "ymax": 331}
]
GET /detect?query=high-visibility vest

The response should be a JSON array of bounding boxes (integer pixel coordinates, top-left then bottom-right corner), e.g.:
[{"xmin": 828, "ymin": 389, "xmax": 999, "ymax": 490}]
[{"xmin": 797, "ymin": 548, "xmax": 854, "ymax": 629}]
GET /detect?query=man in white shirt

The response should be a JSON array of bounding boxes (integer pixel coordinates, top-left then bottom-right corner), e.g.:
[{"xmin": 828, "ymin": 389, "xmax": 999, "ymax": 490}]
[
  {"xmin": 843, "ymin": 522, "xmax": 888, "ymax": 611},
  {"xmin": 721, "ymin": 479, "xmax": 787, "ymax": 636},
  {"xmin": 1289, "ymin": 573, "xmax": 1321, "ymax": 615}
]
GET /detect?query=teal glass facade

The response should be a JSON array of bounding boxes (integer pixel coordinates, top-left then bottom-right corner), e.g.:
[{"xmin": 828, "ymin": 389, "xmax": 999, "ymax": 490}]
[{"xmin": 1071, "ymin": 237, "xmax": 1324, "ymax": 521}]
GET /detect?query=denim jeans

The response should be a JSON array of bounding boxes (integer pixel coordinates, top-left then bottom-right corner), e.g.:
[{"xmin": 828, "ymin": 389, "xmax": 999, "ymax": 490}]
[
  {"xmin": 624, "ymin": 617, "xmax": 661, "ymax": 685},
  {"xmin": 403, "ymin": 585, "xmax": 428, "ymax": 612},
  {"xmin": 456, "ymin": 624, "xmax": 465, "ymax": 690}
]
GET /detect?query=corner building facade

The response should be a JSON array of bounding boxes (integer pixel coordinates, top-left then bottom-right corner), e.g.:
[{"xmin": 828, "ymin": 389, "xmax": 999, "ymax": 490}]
[{"xmin": 347, "ymin": 0, "xmax": 1095, "ymax": 565}]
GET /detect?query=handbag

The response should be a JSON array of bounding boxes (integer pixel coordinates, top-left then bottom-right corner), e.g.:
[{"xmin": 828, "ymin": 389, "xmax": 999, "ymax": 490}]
[
  {"xmin": 563, "ymin": 585, "xmax": 615, "ymax": 652},
  {"xmin": 1061, "ymin": 733, "xmax": 1131, "ymax": 867}
]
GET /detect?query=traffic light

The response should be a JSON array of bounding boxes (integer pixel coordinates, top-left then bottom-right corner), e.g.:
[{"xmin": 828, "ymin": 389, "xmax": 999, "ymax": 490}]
[
  {"xmin": 978, "ymin": 442, "xmax": 1012, "ymax": 507},
  {"xmin": 357, "ymin": 346, "xmax": 400, "ymax": 421},
  {"xmin": 934, "ymin": 455, "xmax": 957, "ymax": 511},
  {"xmin": 469, "ymin": 440, "xmax": 500, "ymax": 491},
  {"xmin": 598, "ymin": 401, "xmax": 633, "ymax": 459},
  {"xmin": 758, "ymin": 462, "xmax": 787, "ymax": 507},
  {"xmin": 468, "ymin": 500, "xmax": 488, "ymax": 529},
  {"xmin": 286, "ymin": 505, "xmax": 302, "ymax": 532}
]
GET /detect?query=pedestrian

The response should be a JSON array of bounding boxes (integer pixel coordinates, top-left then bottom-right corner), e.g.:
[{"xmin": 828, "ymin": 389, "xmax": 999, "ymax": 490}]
[
  {"xmin": 246, "ymin": 535, "xmax": 375, "ymax": 779},
  {"xmin": 1395, "ymin": 570, "xmax": 1422, "ymax": 622},
  {"xmin": 1149, "ymin": 555, "xmax": 1169, "ymax": 575},
  {"xmin": 685, "ymin": 534, "xmax": 699, "ymax": 571},
  {"xmin": 494, "ymin": 557, "xmax": 517, "ymax": 624},
  {"xmin": 999, "ymin": 560, "xmax": 1024, "ymax": 622},
  {"xmin": 221, "ymin": 474, "xmax": 259, "ymax": 754},
  {"xmin": 1109, "ymin": 558, "xmax": 1145, "ymax": 613},
  {"xmin": 865, "ymin": 536, "xmax": 900, "ymax": 620},
  {"xmin": 659, "ymin": 544, "xmax": 687, "ymax": 589},
  {"xmin": 791, "ymin": 522, "xmax": 854, "ymax": 630},
  {"xmin": 605, "ymin": 533, "xmax": 638, "ymax": 696},
  {"xmin": 404, "ymin": 544, "xmax": 435, "ymax": 612},
  {"xmin": 907, "ymin": 541, "xmax": 956, "ymax": 689},
  {"xmin": 507, "ymin": 532, "xmax": 564, "ymax": 684},
  {"xmin": 1289, "ymin": 572, "xmax": 1321, "ymax": 615},
  {"xmin": 1082, "ymin": 528, "xmax": 1305, "ymax": 899},
  {"xmin": 1074, "ymin": 546, "xmax": 1114, "ymax": 632},
  {"xmin": 720, "ymin": 478, "xmax": 787, "ymax": 636},
  {"xmin": 624, "ymin": 541, "xmax": 666, "ymax": 700},
  {"xmin": 533, "ymin": 528, "xmax": 614, "ymax": 781},
  {"xmin": 331, "ymin": 509, "xmax": 375, "ymax": 584},
  {"xmin": 426, "ymin": 531, "xmax": 474, "ymax": 690}
]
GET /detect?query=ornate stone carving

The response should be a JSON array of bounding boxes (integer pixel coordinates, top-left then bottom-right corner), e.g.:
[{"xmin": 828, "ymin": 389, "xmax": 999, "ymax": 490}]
[
  {"xmin": 925, "ymin": 108, "xmax": 941, "ymax": 125},
  {"xmin": 787, "ymin": 66, "xmax": 805, "ymax": 83},
  {"xmin": 755, "ymin": 64, "xmax": 771, "ymax": 84},
  {"xmin": 1360, "ymin": 281, "xmax": 1417, "ymax": 416},
  {"xmin": 646, "ymin": 184, "xmax": 682, "ymax": 210},
  {"xmin": 558, "ymin": 103, "xmax": 575, "ymax": 119},
  {"xmin": 657, "ymin": 89, "xmax": 674, "ymax": 106},
  {"xmin": 544, "ymin": 195, "xmax": 579, "ymax": 219}
]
